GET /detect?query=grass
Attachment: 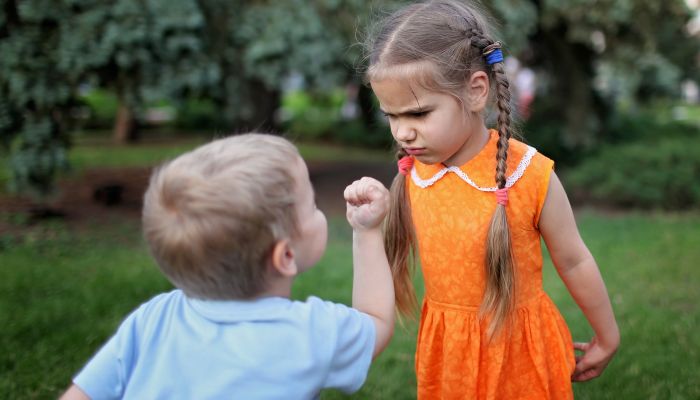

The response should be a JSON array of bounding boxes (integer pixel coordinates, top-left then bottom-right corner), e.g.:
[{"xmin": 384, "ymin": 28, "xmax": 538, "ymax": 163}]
[{"xmin": 1, "ymin": 210, "xmax": 698, "ymax": 399}]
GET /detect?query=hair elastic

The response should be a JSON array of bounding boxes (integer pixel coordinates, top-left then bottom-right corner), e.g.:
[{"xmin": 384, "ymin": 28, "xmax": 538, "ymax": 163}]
[
  {"xmin": 483, "ymin": 41, "xmax": 504, "ymax": 65},
  {"xmin": 495, "ymin": 187, "xmax": 508, "ymax": 206},
  {"xmin": 398, "ymin": 156, "xmax": 414, "ymax": 176}
]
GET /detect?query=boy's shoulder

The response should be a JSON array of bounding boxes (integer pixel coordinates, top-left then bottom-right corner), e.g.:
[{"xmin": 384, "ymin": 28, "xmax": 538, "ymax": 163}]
[{"xmin": 124, "ymin": 291, "xmax": 374, "ymax": 350}]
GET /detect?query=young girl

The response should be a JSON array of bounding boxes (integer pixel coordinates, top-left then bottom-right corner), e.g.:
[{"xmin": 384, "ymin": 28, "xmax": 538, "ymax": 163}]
[{"xmin": 366, "ymin": 1, "xmax": 619, "ymax": 398}]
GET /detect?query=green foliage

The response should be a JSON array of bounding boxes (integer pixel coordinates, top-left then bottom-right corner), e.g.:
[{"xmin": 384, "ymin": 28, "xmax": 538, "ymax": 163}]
[
  {"xmin": 281, "ymin": 89, "xmax": 393, "ymax": 148},
  {"xmin": 567, "ymin": 132, "xmax": 700, "ymax": 210},
  {"xmin": 0, "ymin": 0, "xmax": 209, "ymax": 196},
  {"xmin": 79, "ymin": 89, "xmax": 119, "ymax": 129},
  {"xmin": 282, "ymin": 90, "xmax": 346, "ymax": 139},
  {"xmin": 0, "ymin": 1, "xmax": 74, "ymax": 197},
  {"xmin": 173, "ymin": 98, "xmax": 225, "ymax": 131},
  {"xmin": 7, "ymin": 117, "xmax": 69, "ymax": 198},
  {"xmin": 2, "ymin": 0, "xmax": 698, "ymax": 196},
  {"xmin": 490, "ymin": 0, "xmax": 699, "ymax": 154},
  {"xmin": 333, "ymin": 119, "xmax": 394, "ymax": 149},
  {"xmin": 237, "ymin": 1, "xmax": 346, "ymax": 90}
]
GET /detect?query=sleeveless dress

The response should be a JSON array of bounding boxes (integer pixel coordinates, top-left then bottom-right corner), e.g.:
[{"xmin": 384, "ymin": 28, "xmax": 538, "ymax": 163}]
[{"xmin": 408, "ymin": 130, "xmax": 575, "ymax": 399}]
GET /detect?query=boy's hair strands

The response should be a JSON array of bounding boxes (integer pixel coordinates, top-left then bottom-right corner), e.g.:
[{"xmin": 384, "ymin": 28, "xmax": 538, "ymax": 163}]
[{"xmin": 142, "ymin": 133, "xmax": 301, "ymax": 301}]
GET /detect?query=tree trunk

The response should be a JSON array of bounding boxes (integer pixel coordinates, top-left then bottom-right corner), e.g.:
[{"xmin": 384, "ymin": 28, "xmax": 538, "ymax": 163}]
[
  {"xmin": 532, "ymin": 23, "xmax": 607, "ymax": 150},
  {"xmin": 113, "ymin": 103, "xmax": 138, "ymax": 144},
  {"xmin": 357, "ymin": 83, "xmax": 378, "ymax": 129},
  {"xmin": 246, "ymin": 79, "xmax": 281, "ymax": 132}
]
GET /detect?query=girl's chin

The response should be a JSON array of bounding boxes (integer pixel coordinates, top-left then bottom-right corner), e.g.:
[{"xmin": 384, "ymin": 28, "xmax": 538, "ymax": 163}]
[{"xmin": 414, "ymin": 155, "xmax": 440, "ymax": 165}]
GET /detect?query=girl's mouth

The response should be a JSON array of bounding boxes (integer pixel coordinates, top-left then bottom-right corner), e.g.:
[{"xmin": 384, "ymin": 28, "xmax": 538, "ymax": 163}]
[{"xmin": 404, "ymin": 148, "xmax": 426, "ymax": 155}]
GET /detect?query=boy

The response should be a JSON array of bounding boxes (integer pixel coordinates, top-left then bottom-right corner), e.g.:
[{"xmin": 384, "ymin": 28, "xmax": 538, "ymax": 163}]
[{"xmin": 60, "ymin": 133, "xmax": 394, "ymax": 399}]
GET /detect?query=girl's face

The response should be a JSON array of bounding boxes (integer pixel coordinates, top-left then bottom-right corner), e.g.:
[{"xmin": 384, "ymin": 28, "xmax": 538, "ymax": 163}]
[{"xmin": 371, "ymin": 77, "xmax": 486, "ymax": 167}]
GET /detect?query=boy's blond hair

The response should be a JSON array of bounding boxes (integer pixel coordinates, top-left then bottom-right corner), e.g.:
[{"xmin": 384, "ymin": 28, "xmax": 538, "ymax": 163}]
[{"xmin": 142, "ymin": 133, "xmax": 301, "ymax": 300}]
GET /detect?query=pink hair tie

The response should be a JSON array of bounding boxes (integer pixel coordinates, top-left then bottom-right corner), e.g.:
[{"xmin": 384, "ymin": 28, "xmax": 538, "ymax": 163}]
[
  {"xmin": 495, "ymin": 187, "xmax": 509, "ymax": 206},
  {"xmin": 397, "ymin": 156, "xmax": 414, "ymax": 176}
]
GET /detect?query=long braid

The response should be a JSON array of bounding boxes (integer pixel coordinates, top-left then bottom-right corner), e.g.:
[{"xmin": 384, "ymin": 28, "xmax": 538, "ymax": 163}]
[{"xmin": 465, "ymin": 28, "xmax": 517, "ymax": 338}]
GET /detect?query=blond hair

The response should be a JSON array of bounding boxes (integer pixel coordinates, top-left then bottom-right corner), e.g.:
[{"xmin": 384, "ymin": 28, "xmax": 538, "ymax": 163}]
[
  {"xmin": 367, "ymin": 0, "xmax": 515, "ymax": 337},
  {"xmin": 142, "ymin": 133, "xmax": 300, "ymax": 300}
]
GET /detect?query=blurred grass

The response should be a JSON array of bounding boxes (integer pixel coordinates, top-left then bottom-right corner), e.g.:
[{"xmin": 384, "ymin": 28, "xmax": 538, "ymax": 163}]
[
  {"xmin": 1, "ymin": 211, "xmax": 698, "ymax": 399},
  {"xmin": 69, "ymin": 135, "xmax": 390, "ymax": 169}
]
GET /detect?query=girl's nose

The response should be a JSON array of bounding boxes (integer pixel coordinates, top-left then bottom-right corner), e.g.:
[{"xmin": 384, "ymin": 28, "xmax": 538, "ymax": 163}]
[{"xmin": 394, "ymin": 122, "xmax": 416, "ymax": 143}]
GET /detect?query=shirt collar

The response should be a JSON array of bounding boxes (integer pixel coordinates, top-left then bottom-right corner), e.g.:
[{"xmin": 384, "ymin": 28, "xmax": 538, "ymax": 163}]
[{"xmin": 187, "ymin": 295, "xmax": 293, "ymax": 323}]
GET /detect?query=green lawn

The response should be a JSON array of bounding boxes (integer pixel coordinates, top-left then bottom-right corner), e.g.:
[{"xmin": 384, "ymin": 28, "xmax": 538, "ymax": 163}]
[{"xmin": 1, "ymin": 210, "xmax": 698, "ymax": 399}]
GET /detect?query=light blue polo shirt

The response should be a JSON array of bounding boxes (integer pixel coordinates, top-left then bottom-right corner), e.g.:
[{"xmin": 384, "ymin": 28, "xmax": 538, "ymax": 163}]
[{"xmin": 74, "ymin": 290, "xmax": 376, "ymax": 399}]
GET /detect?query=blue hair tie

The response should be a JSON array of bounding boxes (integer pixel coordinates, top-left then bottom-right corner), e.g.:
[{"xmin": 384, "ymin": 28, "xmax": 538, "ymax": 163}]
[{"xmin": 485, "ymin": 48, "xmax": 503, "ymax": 65}]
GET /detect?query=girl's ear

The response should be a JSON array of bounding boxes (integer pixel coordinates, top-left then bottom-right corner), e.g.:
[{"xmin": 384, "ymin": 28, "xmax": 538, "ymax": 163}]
[
  {"xmin": 465, "ymin": 71, "xmax": 490, "ymax": 112},
  {"xmin": 270, "ymin": 239, "xmax": 298, "ymax": 278}
]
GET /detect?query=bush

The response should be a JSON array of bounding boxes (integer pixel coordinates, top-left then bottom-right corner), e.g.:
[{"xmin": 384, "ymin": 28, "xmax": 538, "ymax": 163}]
[
  {"xmin": 280, "ymin": 89, "xmax": 346, "ymax": 139},
  {"xmin": 567, "ymin": 135, "xmax": 700, "ymax": 210},
  {"xmin": 332, "ymin": 119, "xmax": 393, "ymax": 149},
  {"xmin": 173, "ymin": 98, "xmax": 225, "ymax": 131},
  {"xmin": 79, "ymin": 89, "xmax": 119, "ymax": 130}
]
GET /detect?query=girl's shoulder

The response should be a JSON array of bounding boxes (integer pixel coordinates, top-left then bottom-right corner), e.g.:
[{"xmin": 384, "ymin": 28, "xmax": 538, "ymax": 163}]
[{"xmin": 507, "ymin": 136, "xmax": 554, "ymax": 177}]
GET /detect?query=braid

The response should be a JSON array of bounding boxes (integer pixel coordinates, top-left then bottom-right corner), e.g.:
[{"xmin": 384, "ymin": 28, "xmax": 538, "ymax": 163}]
[
  {"xmin": 466, "ymin": 28, "xmax": 492, "ymax": 52},
  {"xmin": 483, "ymin": 59, "xmax": 516, "ymax": 339},
  {"xmin": 460, "ymin": 27, "xmax": 516, "ymax": 339},
  {"xmin": 492, "ymin": 62, "xmax": 512, "ymax": 188}
]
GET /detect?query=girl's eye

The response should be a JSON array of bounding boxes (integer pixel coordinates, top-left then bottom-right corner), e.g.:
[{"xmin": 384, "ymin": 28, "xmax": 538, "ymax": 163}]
[{"xmin": 411, "ymin": 111, "xmax": 429, "ymax": 118}]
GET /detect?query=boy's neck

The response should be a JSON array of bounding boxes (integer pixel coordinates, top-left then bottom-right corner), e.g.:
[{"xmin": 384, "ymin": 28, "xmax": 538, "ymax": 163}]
[{"xmin": 258, "ymin": 276, "xmax": 294, "ymax": 299}]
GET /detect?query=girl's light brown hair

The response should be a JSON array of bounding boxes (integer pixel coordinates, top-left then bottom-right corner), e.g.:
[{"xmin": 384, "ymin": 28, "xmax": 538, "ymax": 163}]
[
  {"xmin": 367, "ymin": 0, "xmax": 515, "ymax": 337},
  {"xmin": 142, "ymin": 133, "xmax": 300, "ymax": 300}
]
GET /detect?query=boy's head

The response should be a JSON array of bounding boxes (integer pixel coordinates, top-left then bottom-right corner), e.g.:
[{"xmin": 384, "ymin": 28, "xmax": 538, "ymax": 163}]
[{"xmin": 142, "ymin": 133, "xmax": 327, "ymax": 300}]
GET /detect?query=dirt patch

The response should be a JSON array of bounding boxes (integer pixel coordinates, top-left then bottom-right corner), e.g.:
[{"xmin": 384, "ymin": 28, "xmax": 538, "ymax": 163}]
[{"xmin": 0, "ymin": 161, "xmax": 396, "ymax": 234}]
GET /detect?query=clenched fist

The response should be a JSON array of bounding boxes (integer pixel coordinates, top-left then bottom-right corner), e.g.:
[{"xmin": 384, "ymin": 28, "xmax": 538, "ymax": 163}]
[{"xmin": 344, "ymin": 177, "xmax": 390, "ymax": 231}]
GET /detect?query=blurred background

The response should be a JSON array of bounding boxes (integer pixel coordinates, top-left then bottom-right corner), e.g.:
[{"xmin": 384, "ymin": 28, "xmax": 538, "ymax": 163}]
[{"xmin": 1, "ymin": 0, "xmax": 698, "ymax": 399}]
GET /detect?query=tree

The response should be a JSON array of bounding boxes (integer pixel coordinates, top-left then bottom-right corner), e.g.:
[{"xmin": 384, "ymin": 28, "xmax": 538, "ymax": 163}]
[
  {"xmin": 0, "ymin": 0, "xmax": 72, "ymax": 198},
  {"xmin": 193, "ymin": 0, "xmax": 357, "ymax": 132},
  {"xmin": 487, "ymin": 0, "xmax": 699, "ymax": 159},
  {"xmin": 60, "ymin": 0, "xmax": 208, "ymax": 143},
  {"xmin": 1, "ymin": 0, "xmax": 210, "ymax": 199}
]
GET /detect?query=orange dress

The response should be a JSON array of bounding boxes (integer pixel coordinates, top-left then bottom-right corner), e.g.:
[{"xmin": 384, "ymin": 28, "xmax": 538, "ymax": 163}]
[{"xmin": 408, "ymin": 130, "xmax": 575, "ymax": 399}]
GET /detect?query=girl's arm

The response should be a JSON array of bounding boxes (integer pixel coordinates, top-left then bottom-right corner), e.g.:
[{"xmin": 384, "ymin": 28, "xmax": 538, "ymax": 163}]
[
  {"xmin": 539, "ymin": 172, "xmax": 620, "ymax": 382},
  {"xmin": 344, "ymin": 177, "xmax": 395, "ymax": 359}
]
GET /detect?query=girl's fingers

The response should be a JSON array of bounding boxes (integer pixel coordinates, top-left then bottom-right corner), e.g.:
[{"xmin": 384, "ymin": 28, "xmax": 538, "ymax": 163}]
[
  {"xmin": 347, "ymin": 178, "xmax": 383, "ymax": 203},
  {"xmin": 572, "ymin": 367, "xmax": 600, "ymax": 382},
  {"xmin": 344, "ymin": 180, "xmax": 364, "ymax": 204},
  {"xmin": 573, "ymin": 342, "xmax": 589, "ymax": 351}
]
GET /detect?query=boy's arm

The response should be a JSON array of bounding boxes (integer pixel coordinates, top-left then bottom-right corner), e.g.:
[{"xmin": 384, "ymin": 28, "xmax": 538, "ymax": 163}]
[
  {"xmin": 59, "ymin": 384, "xmax": 91, "ymax": 400},
  {"xmin": 539, "ymin": 172, "xmax": 620, "ymax": 381},
  {"xmin": 344, "ymin": 177, "xmax": 395, "ymax": 358}
]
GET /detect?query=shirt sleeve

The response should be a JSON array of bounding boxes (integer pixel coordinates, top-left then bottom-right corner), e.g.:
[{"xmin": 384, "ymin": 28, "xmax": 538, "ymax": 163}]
[
  {"xmin": 318, "ymin": 300, "xmax": 376, "ymax": 394},
  {"xmin": 73, "ymin": 309, "xmax": 140, "ymax": 400}
]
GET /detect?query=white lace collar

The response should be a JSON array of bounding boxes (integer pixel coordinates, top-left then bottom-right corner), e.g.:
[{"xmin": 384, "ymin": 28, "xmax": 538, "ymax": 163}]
[{"xmin": 410, "ymin": 145, "xmax": 537, "ymax": 192}]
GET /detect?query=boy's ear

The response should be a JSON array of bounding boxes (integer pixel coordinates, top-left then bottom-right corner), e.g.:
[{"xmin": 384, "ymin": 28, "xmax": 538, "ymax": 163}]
[
  {"xmin": 270, "ymin": 239, "xmax": 298, "ymax": 278},
  {"xmin": 465, "ymin": 71, "xmax": 489, "ymax": 112}
]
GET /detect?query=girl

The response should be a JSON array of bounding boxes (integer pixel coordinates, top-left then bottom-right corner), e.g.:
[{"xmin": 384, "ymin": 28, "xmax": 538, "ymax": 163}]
[{"xmin": 366, "ymin": 1, "xmax": 619, "ymax": 398}]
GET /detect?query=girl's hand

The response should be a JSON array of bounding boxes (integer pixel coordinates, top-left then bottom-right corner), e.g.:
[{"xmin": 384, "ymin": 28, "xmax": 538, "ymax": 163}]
[
  {"xmin": 344, "ymin": 177, "xmax": 390, "ymax": 230},
  {"xmin": 572, "ymin": 336, "xmax": 618, "ymax": 382}
]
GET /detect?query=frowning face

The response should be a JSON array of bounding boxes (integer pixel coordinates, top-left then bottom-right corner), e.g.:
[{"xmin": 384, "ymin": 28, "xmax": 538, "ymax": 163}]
[{"xmin": 371, "ymin": 77, "xmax": 484, "ymax": 167}]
